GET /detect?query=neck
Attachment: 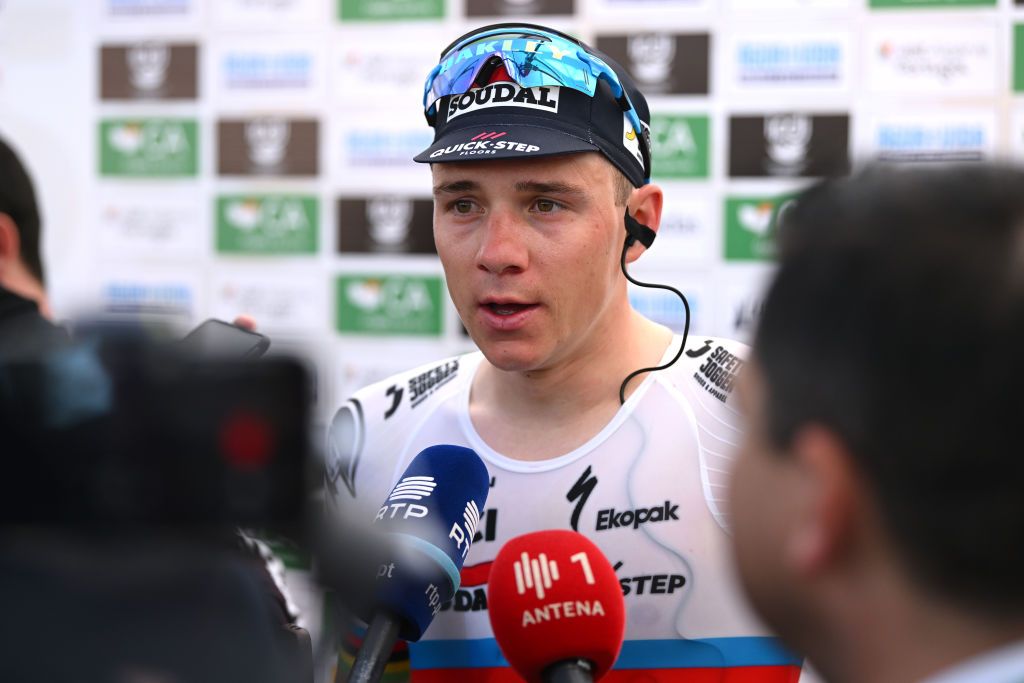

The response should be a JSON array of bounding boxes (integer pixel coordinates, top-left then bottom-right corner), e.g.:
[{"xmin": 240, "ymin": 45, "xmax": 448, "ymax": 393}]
[{"xmin": 469, "ymin": 308, "xmax": 672, "ymax": 460}]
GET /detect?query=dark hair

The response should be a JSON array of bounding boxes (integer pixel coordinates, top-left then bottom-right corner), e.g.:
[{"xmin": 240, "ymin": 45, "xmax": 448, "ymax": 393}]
[
  {"xmin": 754, "ymin": 164, "xmax": 1024, "ymax": 616},
  {"xmin": 0, "ymin": 137, "xmax": 45, "ymax": 285}
]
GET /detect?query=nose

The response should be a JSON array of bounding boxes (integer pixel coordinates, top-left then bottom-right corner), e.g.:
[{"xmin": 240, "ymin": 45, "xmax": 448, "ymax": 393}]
[{"xmin": 476, "ymin": 208, "xmax": 528, "ymax": 276}]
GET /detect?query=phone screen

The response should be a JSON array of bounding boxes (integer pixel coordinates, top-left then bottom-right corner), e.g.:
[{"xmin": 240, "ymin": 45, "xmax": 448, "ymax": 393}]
[{"xmin": 180, "ymin": 319, "xmax": 270, "ymax": 359}]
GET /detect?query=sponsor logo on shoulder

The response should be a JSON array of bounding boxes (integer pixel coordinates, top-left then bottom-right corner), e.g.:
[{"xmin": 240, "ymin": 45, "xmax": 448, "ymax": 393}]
[
  {"xmin": 693, "ymin": 345, "xmax": 744, "ymax": 403},
  {"xmin": 612, "ymin": 561, "xmax": 687, "ymax": 597}
]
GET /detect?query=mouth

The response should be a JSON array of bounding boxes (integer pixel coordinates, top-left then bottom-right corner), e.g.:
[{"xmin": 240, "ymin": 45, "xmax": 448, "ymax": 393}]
[{"xmin": 482, "ymin": 301, "xmax": 537, "ymax": 316}]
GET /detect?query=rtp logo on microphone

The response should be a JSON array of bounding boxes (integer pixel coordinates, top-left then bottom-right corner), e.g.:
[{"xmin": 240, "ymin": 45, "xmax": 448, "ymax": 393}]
[
  {"xmin": 375, "ymin": 476, "xmax": 437, "ymax": 521},
  {"xmin": 388, "ymin": 475, "xmax": 436, "ymax": 501}
]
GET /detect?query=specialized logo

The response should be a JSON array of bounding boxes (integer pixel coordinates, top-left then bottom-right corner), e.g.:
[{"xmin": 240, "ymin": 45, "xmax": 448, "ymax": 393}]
[
  {"xmin": 447, "ymin": 83, "xmax": 560, "ymax": 121},
  {"xmin": 567, "ymin": 465, "xmax": 598, "ymax": 532},
  {"xmin": 595, "ymin": 501, "xmax": 680, "ymax": 531},
  {"xmin": 694, "ymin": 345, "xmax": 745, "ymax": 403},
  {"xmin": 388, "ymin": 475, "xmax": 436, "ymax": 501},
  {"xmin": 384, "ymin": 384, "xmax": 403, "ymax": 420}
]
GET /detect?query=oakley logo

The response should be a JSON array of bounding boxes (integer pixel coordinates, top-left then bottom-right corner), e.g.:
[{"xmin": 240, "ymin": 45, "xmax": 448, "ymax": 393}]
[
  {"xmin": 448, "ymin": 83, "xmax": 560, "ymax": 121},
  {"xmin": 472, "ymin": 131, "xmax": 507, "ymax": 141}
]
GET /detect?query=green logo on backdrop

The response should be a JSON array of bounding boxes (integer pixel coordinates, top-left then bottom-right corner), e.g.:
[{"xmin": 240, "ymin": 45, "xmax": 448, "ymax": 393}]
[
  {"xmin": 650, "ymin": 114, "xmax": 709, "ymax": 180},
  {"xmin": 870, "ymin": 0, "xmax": 994, "ymax": 7},
  {"xmin": 216, "ymin": 195, "xmax": 319, "ymax": 255},
  {"xmin": 724, "ymin": 193, "xmax": 798, "ymax": 262},
  {"xmin": 338, "ymin": 0, "xmax": 443, "ymax": 20},
  {"xmin": 99, "ymin": 119, "xmax": 198, "ymax": 177},
  {"xmin": 1015, "ymin": 25, "xmax": 1024, "ymax": 93},
  {"xmin": 336, "ymin": 275, "xmax": 443, "ymax": 336}
]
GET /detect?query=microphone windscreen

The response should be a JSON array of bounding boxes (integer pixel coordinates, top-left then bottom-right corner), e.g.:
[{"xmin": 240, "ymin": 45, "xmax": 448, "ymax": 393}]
[
  {"xmin": 487, "ymin": 530, "xmax": 626, "ymax": 682},
  {"xmin": 371, "ymin": 444, "xmax": 489, "ymax": 641}
]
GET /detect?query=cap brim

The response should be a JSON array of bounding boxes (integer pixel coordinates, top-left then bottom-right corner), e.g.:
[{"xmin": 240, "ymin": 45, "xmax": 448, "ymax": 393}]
[{"xmin": 414, "ymin": 123, "xmax": 600, "ymax": 165}]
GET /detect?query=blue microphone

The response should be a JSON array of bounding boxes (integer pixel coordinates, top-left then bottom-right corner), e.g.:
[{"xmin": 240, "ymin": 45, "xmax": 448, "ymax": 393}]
[{"xmin": 349, "ymin": 445, "xmax": 489, "ymax": 683}]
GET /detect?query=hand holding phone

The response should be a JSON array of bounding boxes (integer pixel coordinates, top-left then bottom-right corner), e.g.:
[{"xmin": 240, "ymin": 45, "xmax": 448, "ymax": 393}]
[{"xmin": 180, "ymin": 318, "xmax": 270, "ymax": 359}]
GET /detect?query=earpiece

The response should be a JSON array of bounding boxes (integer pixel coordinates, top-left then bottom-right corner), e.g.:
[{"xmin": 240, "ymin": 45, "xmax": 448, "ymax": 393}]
[{"xmin": 624, "ymin": 208, "xmax": 656, "ymax": 249}]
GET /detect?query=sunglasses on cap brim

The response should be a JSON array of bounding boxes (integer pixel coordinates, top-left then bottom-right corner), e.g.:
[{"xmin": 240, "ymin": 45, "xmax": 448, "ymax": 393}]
[{"xmin": 421, "ymin": 23, "xmax": 651, "ymax": 183}]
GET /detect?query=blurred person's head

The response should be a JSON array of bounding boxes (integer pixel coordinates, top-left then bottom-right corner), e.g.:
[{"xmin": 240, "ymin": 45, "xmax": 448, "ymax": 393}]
[
  {"xmin": 729, "ymin": 164, "xmax": 1024, "ymax": 682},
  {"xmin": 0, "ymin": 136, "xmax": 49, "ymax": 317}
]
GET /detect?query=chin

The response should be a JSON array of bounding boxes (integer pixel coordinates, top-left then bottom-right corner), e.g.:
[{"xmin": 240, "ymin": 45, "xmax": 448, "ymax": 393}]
[{"xmin": 475, "ymin": 336, "xmax": 548, "ymax": 373}]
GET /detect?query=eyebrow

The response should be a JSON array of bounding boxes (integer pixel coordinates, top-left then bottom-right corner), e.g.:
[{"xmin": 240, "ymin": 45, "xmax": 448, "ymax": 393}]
[
  {"xmin": 433, "ymin": 180, "xmax": 479, "ymax": 196},
  {"xmin": 431, "ymin": 179, "xmax": 588, "ymax": 197}
]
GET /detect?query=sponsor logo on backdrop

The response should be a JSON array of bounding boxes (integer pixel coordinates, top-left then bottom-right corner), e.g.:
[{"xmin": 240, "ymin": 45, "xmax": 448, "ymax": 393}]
[
  {"xmin": 213, "ymin": 0, "xmax": 320, "ymax": 26},
  {"xmin": 218, "ymin": 117, "xmax": 318, "ymax": 176},
  {"xmin": 596, "ymin": 33, "xmax": 710, "ymax": 95},
  {"xmin": 216, "ymin": 195, "xmax": 319, "ymax": 254},
  {"xmin": 335, "ymin": 40, "xmax": 435, "ymax": 104},
  {"xmin": 219, "ymin": 45, "xmax": 318, "ymax": 93},
  {"xmin": 446, "ymin": 84, "xmax": 560, "ymax": 121},
  {"xmin": 212, "ymin": 273, "xmax": 323, "ymax": 331},
  {"xmin": 338, "ymin": 0, "xmax": 444, "ymax": 20},
  {"xmin": 650, "ymin": 114, "xmax": 709, "ymax": 180},
  {"xmin": 102, "ymin": 280, "xmax": 194, "ymax": 319},
  {"xmin": 731, "ymin": 0, "xmax": 848, "ymax": 6},
  {"xmin": 336, "ymin": 275, "xmax": 444, "ymax": 336},
  {"xmin": 728, "ymin": 113, "xmax": 850, "ymax": 178},
  {"xmin": 872, "ymin": 114, "xmax": 994, "ymax": 163},
  {"xmin": 867, "ymin": 26, "xmax": 997, "ymax": 95},
  {"xmin": 98, "ymin": 197, "xmax": 200, "ymax": 258},
  {"xmin": 99, "ymin": 119, "xmax": 198, "ymax": 177},
  {"xmin": 720, "ymin": 281, "xmax": 770, "ymax": 344},
  {"xmin": 337, "ymin": 197, "xmax": 435, "ymax": 254},
  {"xmin": 466, "ymin": 0, "xmax": 574, "ymax": 16},
  {"xmin": 641, "ymin": 196, "xmax": 710, "ymax": 267},
  {"xmin": 732, "ymin": 34, "xmax": 846, "ymax": 88},
  {"xmin": 100, "ymin": 43, "xmax": 198, "ymax": 100},
  {"xmin": 106, "ymin": 0, "xmax": 193, "ymax": 16},
  {"xmin": 1015, "ymin": 25, "xmax": 1024, "ymax": 93},
  {"xmin": 344, "ymin": 127, "xmax": 434, "ymax": 167},
  {"xmin": 629, "ymin": 286, "xmax": 701, "ymax": 335},
  {"xmin": 870, "ymin": 0, "xmax": 995, "ymax": 6},
  {"xmin": 724, "ymin": 192, "xmax": 800, "ymax": 261}
]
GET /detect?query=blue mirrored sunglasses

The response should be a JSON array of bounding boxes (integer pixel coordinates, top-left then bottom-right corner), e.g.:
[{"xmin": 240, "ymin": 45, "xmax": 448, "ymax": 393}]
[{"xmin": 422, "ymin": 25, "xmax": 650, "ymax": 181}]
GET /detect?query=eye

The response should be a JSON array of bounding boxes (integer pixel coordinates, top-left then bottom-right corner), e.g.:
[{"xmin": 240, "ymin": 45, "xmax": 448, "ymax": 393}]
[
  {"xmin": 451, "ymin": 199, "xmax": 477, "ymax": 215},
  {"xmin": 532, "ymin": 198, "xmax": 562, "ymax": 213}
]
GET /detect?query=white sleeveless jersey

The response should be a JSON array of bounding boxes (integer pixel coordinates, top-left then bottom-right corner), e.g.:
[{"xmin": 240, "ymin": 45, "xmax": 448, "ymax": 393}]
[{"xmin": 326, "ymin": 336, "xmax": 801, "ymax": 682}]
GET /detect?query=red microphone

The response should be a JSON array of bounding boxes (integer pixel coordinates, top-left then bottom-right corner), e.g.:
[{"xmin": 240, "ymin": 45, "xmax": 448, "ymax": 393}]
[{"xmin": 487, "ymin": 530, "xmax": 626, "ymax": 683}]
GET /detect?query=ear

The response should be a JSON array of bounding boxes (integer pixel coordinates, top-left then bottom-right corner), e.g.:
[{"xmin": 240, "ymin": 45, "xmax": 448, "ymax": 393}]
[
  {"xmin": 624, "ymin": 183, "xmax": 663, "ymax": 264},
  {"xmin": 0, "ymin": 212, "xmax": 22, "ymax": 276},
  {"xmin": 785, "ymin": 425, "xmax": 861, "ymax": 578}
]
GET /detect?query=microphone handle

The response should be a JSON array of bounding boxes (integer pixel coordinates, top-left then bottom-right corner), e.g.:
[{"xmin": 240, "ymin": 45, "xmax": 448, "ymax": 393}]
[
  {"xmin": 542, "ymin": 658, "xmax": 595, "ymax": 683},
  {"xmin": 346, "ymin": 611, "xmax": 401, "ymax": 683}
]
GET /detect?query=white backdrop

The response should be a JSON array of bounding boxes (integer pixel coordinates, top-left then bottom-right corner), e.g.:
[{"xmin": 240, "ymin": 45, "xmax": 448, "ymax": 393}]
[{"xmin": 1, "ymin": 0, "xmax": 1022, "ymax": 428}]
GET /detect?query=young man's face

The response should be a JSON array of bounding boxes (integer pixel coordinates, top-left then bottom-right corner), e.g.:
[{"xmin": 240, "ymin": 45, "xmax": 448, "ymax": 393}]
[{"xmin": 432, "ymin": 152, "xmax": 628, "ymax": 373}]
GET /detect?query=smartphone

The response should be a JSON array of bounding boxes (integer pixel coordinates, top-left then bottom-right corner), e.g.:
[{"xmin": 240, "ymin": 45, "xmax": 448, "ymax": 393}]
[{"xmin": 179, "ymin": 318, "xmax": 270, "ymax": 359}]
